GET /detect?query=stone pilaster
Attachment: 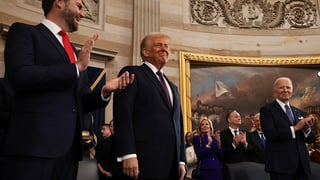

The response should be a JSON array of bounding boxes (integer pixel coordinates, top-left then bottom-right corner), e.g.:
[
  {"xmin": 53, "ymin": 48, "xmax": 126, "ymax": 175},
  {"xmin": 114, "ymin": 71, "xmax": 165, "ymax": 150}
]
[{"xmin": 132, "ymin": 0, "xmax": 160, "ymax": 65}]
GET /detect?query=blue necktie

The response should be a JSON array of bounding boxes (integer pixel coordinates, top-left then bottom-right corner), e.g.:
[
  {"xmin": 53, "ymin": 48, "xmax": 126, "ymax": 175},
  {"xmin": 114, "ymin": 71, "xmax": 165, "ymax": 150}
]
[
  {"xmin": 285, "ymin": 105, "xmax": 295, "ymax": 124},
  {"xmin": 260, "ymin": 132, "xmax": 266, "ymax": 148}
]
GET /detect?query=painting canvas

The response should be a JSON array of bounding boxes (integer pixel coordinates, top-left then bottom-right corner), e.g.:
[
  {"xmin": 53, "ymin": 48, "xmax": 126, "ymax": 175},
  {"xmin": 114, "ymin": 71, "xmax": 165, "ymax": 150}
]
[
  {"xmin": 179, "ymin": 51, "xmax": 320, "ymax": 133},
  {"xmin": 190, "ymin": 65, "xmax": 320, "ymax": 131}
]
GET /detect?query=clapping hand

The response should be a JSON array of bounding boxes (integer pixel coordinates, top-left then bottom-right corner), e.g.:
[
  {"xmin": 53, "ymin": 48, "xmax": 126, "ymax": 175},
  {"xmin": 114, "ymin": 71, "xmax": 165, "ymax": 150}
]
[
  {"xmin": 77, "ymin": 33, "xmax": 99, "ymax": 72},
  {"xmin": 214, "ymin": 130, "xmax": 221, "ymax": 148},
  {"xmin": 294, "ymin": 114, "xmax": 316, "ymax": 132},
  {"xmin": 233, "ymin": 133, "xmax": 241, "ymax": 146},
  {"xmin": 239, "ymin": 131, "xmax": 247, "ymax": 145},
  {"xmin": 303, "ymin": 114, "xmax": 316, "ymax": 130}
]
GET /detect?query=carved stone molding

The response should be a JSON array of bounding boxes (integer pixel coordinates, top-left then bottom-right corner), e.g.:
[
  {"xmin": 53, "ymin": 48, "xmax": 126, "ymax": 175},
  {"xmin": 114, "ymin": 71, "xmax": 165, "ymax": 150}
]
[
  {"xmin": 190, "ymin": 0, "xmax": 318, "ymax": 29},
  {"xmin": 1, "ymin": 23, "xmax": 117, "ymax": 61},
  {"xmin": 71, "ymin": 43, "xmax": 117, "ymax": 61}
]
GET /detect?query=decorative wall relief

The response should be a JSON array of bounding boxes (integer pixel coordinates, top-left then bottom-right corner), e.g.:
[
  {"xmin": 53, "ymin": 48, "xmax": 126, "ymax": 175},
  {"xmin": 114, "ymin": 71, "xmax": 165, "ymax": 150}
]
[
  {"xmin": 82, "ymin": 0, "xmax": 99, "ymax": 23},
  {"xmin": 190, "ymin": 0, "xmax": 318, "ymax": 29},
  {"xmin": 16, "ymin": 0, "xmax": 104, "ymax": 29}
]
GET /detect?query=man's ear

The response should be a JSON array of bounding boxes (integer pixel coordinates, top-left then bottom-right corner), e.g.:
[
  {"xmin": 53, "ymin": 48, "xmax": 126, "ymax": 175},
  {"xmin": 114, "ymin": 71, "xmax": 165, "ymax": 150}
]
[
  {"xmin": 142, "ymin": 49, "xmax": 149, "ymax": 58},
  {"xmin": 56, "ymin": 0, "xmax": 65, "ymax": 9}
]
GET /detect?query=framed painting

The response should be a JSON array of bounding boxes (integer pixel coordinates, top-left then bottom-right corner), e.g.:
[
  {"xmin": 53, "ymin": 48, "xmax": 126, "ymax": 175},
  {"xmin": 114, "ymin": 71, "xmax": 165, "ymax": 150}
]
[{"xmin": 179, "ymin": 51, "xmax": 320, "ymax": 133}]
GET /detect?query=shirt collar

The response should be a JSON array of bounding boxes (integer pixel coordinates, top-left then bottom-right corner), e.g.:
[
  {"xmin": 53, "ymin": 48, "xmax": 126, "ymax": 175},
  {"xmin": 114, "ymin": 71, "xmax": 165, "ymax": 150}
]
[
  {"xmin": 144, "ymin": 62, "xmax": 163, "ymax": 74},
  {"xmin": 41, "ymin": 19, "xmax": 62, "ymax": 36},
  {"xmin": 276, "ymin": 99, "xmax": 290, "ymax": 111},
  {"xmin": 229, "ymin": 127, "xmax": 239, "ymax": 135}
]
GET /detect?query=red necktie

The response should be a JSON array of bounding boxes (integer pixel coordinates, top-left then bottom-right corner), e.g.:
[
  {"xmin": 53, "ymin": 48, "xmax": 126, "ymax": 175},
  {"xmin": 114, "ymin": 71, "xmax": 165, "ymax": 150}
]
[
  {"xmin": 156, "ymin": 71, "xmax": 172, "ymax": 107},
  {"xmin": 59, "ymin": 30, "xmax": 76, "ymax": 63}
]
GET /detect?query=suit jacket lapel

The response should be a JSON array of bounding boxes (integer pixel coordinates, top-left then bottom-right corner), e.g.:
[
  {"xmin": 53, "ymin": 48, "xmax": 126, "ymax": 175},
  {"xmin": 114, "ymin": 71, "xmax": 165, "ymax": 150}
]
[
  {"xmin": 254, "ymin": 131, "xmax": 264, "ymax": 148},
  {"xmin": 164, "ymin": 73, "xmax": 177, "ymax": 108},
  {"xmin": 36, "ymin": 24, "xmax": 71, "ymax": 64},
  {"xmin": 291, "ymin": 106, "xmax": 303, "ymax": 124},
  {"xmin": 141, "ymin": 64, "xmax": 172, "ymax": 109},
  {"xmin": 272, "ymin": 101, "xmax": 293, "ymax": 125}
]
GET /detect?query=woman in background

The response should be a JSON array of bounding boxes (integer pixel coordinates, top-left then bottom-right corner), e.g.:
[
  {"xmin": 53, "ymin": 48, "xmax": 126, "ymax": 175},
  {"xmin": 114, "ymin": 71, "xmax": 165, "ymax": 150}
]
[
  {"xmin": 185, "ymin": 131, "xmax": 197, "ymax": 179},
  {"xmin": 193, "ymin": 117, "xmax": 224, "ymax": 180}
]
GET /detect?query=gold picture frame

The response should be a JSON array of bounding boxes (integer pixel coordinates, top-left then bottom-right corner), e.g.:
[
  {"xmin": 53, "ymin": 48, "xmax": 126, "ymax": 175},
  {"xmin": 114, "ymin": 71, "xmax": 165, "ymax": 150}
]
[{"xmin": 179, "ymin": 51, "xmax": 320, "ymax": 133}]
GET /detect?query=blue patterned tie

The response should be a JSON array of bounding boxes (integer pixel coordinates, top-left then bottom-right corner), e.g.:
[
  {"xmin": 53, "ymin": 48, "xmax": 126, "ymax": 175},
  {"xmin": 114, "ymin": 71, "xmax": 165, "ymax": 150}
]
[
  {"xmin": 285, "ymin": 105, "xmax": 295, "ymax": 124},
  {"xmin": 260, "ymin": 132, "xmax": 266, "ymax": 148}
]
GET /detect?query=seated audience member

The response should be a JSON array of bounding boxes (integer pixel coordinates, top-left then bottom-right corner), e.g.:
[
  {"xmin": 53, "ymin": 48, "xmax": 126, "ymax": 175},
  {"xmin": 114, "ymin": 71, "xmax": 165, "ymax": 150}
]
[
  {"xmin": 185, "ymin": 131, "xmax": 197, "ymax": 179},
  {"xmin": 193, "ymin": 117, "xmax": 224, "ymax": 180},
  {"xmin": 247, "ymin": 113, "xmax": 266, "ymax": 163},
  {"xmin": 310, "ymin": 133, "xmax": 320, "ymax": 163},
  {"xmin": 185, "ymin": 131, "xmax": 193, "ymax": 148},
  {"xmin": 220, "ymin": 110, "xmax": 250, "ymax": 163},
  {"xmin": 95, "ymin": 124, "xmax": 115, "ymax": 180},
  {"xmin": 248, "ymin": 113, "xmax": 256, "ymax": 132}
]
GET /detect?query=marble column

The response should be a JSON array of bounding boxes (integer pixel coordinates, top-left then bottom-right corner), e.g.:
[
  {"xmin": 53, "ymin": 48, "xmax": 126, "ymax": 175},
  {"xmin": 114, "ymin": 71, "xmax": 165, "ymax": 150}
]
[{"xmin": 132, "ymin": 0, "xmax": 160, "ymax": 65}]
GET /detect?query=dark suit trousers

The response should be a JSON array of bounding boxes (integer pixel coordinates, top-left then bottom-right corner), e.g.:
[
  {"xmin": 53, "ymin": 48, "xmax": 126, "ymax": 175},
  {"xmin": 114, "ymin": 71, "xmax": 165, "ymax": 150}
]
[
  {"xmin": 269, "ymin": 160, "xmax": 310, "ymax": 180},
  {"xmin": 113, "ymin": 154, "xmax": 179, "ymax": 180},
  {"xmin": 2, "ymin": 143, "xmax": 79, "ymax": 180},
  {"xmin": 269, "ymin": 172, "xmax": 309, "ymax": 180}
]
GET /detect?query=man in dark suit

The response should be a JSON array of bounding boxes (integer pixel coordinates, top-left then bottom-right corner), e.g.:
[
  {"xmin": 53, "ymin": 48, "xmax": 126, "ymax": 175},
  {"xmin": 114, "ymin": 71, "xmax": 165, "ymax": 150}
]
[
  {"xmin": 95, "ymin": 124, "xmax": 115, "ymax": 180},
  {"xmin": 1, "ymin": 0, "xmax": 134, "ymax": 179},
  {"xmin": 247, "ymin": 113, "xmax": 266, "ymax": 164},
  {"xmin": 113, "ymin": 32, "xmax": 186, "ymax": 180},
  {"xmin": 220, "ymin": 110, "xmax": 250, "ymax": 163},
  {"xmin": 260, "ymin": 77, "xmax": 316, "ymax": 180}
]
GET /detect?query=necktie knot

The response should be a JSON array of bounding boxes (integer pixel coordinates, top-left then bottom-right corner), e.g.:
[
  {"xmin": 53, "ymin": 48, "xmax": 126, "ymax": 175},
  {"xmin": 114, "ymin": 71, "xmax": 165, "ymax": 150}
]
[
  {"xmin": 234, "ymin": 130, "xmax": 238, "ymax": 135},
  {"xmin": 59, "ymin": 30, "xmax": 76, "ymax": 63},
  {"xmin": 156, "ymin": 71, "xmax": 162, "ymax": 77},
  {"xmin": 59, "ymin": 30, "xmax": 67, "ymax": 37}
]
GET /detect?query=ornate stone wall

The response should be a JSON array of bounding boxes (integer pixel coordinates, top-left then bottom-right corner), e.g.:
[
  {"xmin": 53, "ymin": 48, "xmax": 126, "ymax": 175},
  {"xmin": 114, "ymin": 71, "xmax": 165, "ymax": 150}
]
[{"xmin": 190, "ymin": 0, "xmax": 318, "ymax": 29}]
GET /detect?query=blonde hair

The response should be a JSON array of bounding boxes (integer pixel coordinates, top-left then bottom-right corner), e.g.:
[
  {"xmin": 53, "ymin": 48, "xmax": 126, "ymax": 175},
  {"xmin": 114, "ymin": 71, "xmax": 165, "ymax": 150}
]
[{"xmin": 197, "ymin": 117, "xmax": 214, "ymax": 136}]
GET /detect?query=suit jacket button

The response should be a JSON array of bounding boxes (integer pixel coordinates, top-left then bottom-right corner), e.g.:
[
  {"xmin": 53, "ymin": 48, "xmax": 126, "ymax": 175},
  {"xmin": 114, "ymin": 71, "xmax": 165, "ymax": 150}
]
[{"xmin": 72, "ymin": 108, "xmax": 77, "ymax": 113}]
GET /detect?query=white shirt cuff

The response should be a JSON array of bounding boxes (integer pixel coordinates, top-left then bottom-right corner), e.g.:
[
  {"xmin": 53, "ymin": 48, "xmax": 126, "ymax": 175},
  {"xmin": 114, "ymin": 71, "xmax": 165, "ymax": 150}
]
[
  {"xmin": 304, "ymin": 128, "xmax": 311, "ymax": 137},
  {"xmin": 290, "ymin": 126, "xmax": 296, "ymax": 138},
  {"xmin": 75, "ymin": 64, "xmax": 79, "ymax": 77},
  {"xmin": 117, "ymin": 154, "xmax": 137, "ymax": 162},
  {"xmin": 101, "ymin": 90, "xmax": 110, "ymax": 101}
]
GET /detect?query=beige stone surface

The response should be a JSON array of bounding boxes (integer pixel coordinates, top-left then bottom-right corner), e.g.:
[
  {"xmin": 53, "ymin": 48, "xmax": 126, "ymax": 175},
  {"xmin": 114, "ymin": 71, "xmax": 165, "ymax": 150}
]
[{"xmin": 1, "ymin": 0, "xmax": 320, "ymax": 122}]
